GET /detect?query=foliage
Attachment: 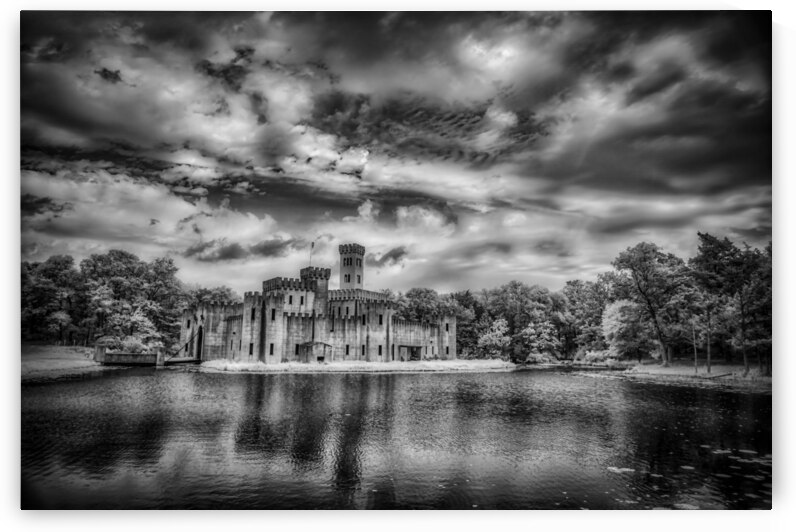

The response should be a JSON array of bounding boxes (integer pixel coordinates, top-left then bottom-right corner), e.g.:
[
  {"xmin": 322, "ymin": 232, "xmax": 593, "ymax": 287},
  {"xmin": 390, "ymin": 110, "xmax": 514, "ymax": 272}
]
[
  {"xmin": 602, "ymin": 300, "xmax": 657, "ymax": 361},
  {"xmin": 476, "ymin": 318, "xmax": 511, "ymax": 360},
  {"xmin": 516, "ymin": 320, "xmax": 561, "ymax": 358},
  {"xmin": 21, "ymin": 249, "xmax": 240, "ymax": 351}
]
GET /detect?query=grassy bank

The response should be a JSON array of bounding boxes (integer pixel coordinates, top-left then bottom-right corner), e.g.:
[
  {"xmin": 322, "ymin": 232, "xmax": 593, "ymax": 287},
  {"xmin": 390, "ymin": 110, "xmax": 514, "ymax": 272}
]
[
  {"xmin": 202, "ymin": 358, "xmax": 516, "ymax": 374},
  {"xmin": 21, "ymin": 344, "xmax": 108, "ymax": 383},
  {"xmin": 580, "ymin": 361, "xmax": 772, "ymax": 394}
]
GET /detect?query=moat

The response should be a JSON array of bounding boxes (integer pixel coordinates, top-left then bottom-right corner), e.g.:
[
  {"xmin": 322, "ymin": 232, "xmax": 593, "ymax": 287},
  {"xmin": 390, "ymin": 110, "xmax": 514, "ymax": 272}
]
[{"xmin": 21, "ymin": 369, "xmax": 771, "ymax": 509}]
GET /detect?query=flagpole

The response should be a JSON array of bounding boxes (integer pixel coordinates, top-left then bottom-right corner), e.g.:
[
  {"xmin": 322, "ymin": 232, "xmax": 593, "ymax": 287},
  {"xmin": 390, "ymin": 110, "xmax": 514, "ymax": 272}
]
[{"xmin": 309, "ymin": 240, "xmax": 315, "ymax": 267}]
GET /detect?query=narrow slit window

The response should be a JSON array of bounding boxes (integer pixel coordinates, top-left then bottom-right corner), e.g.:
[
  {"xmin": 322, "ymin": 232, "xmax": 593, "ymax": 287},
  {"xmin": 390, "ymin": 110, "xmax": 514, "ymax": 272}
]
[
  {"xmin": 289, "ymin": 295, "xmax": 293, "ymax": 304},
  {"xmin": 249, "ymin": 343, "xmax": 254, "ymax": 355},
  {"xmin": 379, "ymin": 314, "xmax": 383, "ymax": 325},
  {"xmin": 269, "ymin": 343, "xmax": 274, "ymax": 355},
  {"xmin": 271, "ymin": 309, "xmax": 276, "ymax": 321},
  {"xmin": 346, "ymin": 345, "xmax": 350, "ymax": 356},
  {"xmin": 251, "ymin": 308, "xmax": 256, "ymax": 320},
  {"xmin": 300, "ymin": 296, "xmax": 304, "ymax": 305}
]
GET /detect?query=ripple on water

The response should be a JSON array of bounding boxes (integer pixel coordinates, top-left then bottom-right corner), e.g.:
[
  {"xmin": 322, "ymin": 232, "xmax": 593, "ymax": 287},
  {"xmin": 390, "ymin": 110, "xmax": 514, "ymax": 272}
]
[{"xmin": 22, "ymin": 369, "xmax": 772, "ymax": 509}]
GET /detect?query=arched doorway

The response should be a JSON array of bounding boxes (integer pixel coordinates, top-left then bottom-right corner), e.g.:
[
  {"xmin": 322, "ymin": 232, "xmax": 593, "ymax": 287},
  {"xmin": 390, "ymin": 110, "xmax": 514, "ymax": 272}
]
[{"xmin": 196, "ymin": 326, "xmax": 204, "ymax": 360}]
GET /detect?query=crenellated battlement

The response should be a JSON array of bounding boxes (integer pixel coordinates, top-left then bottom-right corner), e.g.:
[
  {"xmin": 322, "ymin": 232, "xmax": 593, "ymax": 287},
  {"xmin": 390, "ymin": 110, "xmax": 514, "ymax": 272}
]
[
  {"xmin": 263, "ymin": 276, "xmax": 318, "ymax": 292},
  {"xmin": 328, "ymin": 288, "xmax": 392, "ymax": 302},
  {"xmin": 339, "ymin": 243, "xmax": 365, "ymax": 256},
  {"xmin": 300, "ymin": 266, "xmax": 331, "ymax": 280}
]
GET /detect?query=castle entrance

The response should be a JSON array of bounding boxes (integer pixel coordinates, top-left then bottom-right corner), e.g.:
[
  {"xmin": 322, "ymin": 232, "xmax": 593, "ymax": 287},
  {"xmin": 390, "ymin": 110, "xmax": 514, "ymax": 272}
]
[{"xmin": 398, "ymin": 345, "xmax": 422, "ymax": 362}]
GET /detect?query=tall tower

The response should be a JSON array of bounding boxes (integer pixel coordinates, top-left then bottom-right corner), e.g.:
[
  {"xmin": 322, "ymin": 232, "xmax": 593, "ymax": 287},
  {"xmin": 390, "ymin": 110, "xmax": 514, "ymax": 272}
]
[{"xmin": 339, "ymin": 243, "xmax": 365, "ymax": 289}]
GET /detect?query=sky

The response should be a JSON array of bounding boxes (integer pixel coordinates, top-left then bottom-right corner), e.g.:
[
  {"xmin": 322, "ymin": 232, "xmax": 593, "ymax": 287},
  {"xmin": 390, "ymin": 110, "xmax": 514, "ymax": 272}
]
[{"xmin": 19, "ymin": 11, "xmax": 772, "ymax": 295}]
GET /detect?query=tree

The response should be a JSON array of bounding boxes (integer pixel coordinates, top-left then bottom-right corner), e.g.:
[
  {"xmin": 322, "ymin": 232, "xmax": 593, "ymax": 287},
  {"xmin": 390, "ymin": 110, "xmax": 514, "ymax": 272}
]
[
  {"xmin": 612, "ymin": 243, "xmax": 690, "ymax": 366},
  {"xmin": 516, "ymin": 320, "xmax": 561, "ymax": 359},
  {"xmin": 602, "ymin": 300, "xmax": 657, "ymax": 362},
  {"xmin": 477, "ymin": 318, "xmax": 510, "ymax": 360},
  {"xmin": 690, "ymin": 233, "xmax": 772, "ymax": 375}
]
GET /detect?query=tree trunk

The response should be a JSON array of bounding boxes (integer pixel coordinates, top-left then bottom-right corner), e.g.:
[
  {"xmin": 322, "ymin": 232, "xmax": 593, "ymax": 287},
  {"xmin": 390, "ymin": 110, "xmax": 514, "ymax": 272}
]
[
  {"xmin": 741, "ymin": 324, "xmax": 749, "ymax": 377},
  {"xmin": 692, "ymin": 319, "xmax": 698, "ymax": 375},
  {"xmin": 706, "ymin": 324, "xmax": 711, "ymax": 374}
]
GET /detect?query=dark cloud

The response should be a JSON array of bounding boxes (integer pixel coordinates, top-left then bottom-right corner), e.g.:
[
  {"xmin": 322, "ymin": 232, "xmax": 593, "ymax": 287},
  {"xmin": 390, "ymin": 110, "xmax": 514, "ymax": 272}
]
[
  {"xmin": 307, "ymin": 90, "xmax": 547, "ymax": 165},
  {"xmin": 184, "ymin": 239, "xmax": 249, "ymax": 262},
  {"xmin": 458, "ymin": 242, "xmax": 513, "ymax": 259},
  {"xmin": 249, "ymin": 238, "xmax": 307, "ymax": 257},
  {"xmin": 534, "ymin": 239, "xmax": 571, "ymax": 258},
  {"xmin": 365, "ymin": 246, "xmax": 408, "ymax": 268},
  {"xmin": 195, "ymin": 59, "xmax": 250, "ymax": 92},
  {"xmin": 21, "ymin": 194, "xmax": 72, "ymax": 217},
  {"xmin": 94, "ymin": 67, "xmax": 122, "ymax": 84},
  {"xmin": 625, "ymin": 62, "xmax": 686, "ymax": 104}
]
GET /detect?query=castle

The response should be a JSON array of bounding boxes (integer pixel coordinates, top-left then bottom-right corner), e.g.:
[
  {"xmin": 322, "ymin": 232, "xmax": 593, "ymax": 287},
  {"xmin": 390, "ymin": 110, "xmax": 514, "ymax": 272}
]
[{"xmin": 178, "ymin": 243, "xmax": 456, "ymax": 364}]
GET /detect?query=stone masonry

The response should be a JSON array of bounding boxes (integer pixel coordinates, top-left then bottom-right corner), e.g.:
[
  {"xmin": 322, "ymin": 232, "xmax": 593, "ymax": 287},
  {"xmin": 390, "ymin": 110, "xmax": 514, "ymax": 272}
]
[{"xmin": 178, "ymin": 243, "xmax": 457, "ymax": 364}]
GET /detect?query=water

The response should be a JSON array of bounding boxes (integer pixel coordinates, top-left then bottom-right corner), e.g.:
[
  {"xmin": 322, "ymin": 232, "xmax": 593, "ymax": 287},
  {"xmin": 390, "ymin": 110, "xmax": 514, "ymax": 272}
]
[{"xmin": 21, "ymin": 368, "xmax": 772, "ymax": 509}]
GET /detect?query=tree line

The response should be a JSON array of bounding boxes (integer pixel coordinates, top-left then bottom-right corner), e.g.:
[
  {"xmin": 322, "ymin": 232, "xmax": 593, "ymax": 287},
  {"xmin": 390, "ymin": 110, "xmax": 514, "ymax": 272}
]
[
  {"xmin": 21, "ymin": 233, "xmax": 771, "ymax": 374},
  {"xmin": 388, "ymin": 233, "xmax": 771, "ymax": 376},
  {"xmin": 21, "ymin": 250, "xmax": 241, "ymax": 353}
]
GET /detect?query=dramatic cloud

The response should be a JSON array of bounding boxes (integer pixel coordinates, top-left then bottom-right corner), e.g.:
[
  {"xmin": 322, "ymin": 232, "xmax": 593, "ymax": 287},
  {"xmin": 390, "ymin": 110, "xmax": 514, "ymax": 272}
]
[{"xmin": 20, "ymin": 12, "xmax": 771, "ymax": 294}]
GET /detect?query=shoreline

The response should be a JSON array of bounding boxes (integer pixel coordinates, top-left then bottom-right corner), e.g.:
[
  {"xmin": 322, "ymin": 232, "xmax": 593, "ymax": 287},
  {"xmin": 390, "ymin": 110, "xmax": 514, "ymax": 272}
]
[
  {"xmin": 20, "ymin": 346, "xmax": 772, "ymax": 393},
  {"xmin": 200, "ymin": 359, "xmax": 517, "ymax": 374},
  {"xmin": 573, "ymin": 362, "xmax": 772, "ymax": 394}
]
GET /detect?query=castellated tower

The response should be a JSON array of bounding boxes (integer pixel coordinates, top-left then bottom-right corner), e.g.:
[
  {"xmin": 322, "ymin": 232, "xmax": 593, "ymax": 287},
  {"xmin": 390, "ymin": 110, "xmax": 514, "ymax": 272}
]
[
  {"xmin": 300, "ymin": 266, "xmax": 331, "ymax": 313},
  {"xmin": 339, "ymin": 243, "xmax": 365, "ymax": 289}
]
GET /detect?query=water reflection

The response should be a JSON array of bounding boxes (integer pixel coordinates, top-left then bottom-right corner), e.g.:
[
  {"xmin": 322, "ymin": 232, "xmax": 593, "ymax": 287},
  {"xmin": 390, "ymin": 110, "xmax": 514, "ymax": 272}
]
[{"xmin": 22, "ymin": 369, "xmax": 771, "ymax": 509}]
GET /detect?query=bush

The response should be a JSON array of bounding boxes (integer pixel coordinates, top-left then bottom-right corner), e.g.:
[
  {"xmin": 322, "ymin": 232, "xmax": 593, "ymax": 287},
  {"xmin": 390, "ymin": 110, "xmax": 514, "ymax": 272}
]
[
  {"xmin": 582, "ymin": 349, "xmax": 620, "ymax": 366},
  {"xmin": 120, "ymin": 336, "xmax": 148, "ymax": 353},
  {"xmin": 525, "ymin": 352, "xmax": 554, "ymax": 364}
]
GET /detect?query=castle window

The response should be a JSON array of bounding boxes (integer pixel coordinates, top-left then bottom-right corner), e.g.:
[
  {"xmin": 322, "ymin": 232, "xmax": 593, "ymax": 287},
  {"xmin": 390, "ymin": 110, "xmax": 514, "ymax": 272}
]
[
  {"xmin": 251, "ymin": 308, "xmax": 256, "ymax": 320},
  {"xmin": 357, "ymin": 275, "xmax": 361, "ymax": 284},
  {"xmin": 300, "ymin": 296, "xmax": 304, "ymax": 305},
  {"xmin": 271, "ymin": 309, "xmax": 276, "ymax": 321},
  {"xmin": 187, "ymin": 319, "xmax": 191, "ymax": 329},
  {"xmin": 249, "ymin": 343, "xmax": 253, "ymax": 355},
  {"xmin": 346, "ymin": 307, "xmax": 349, "ymax": 315},
  {"xmin": 445, "ymin": 323, "xmax": 449, "ymax": 332},
  {"xmin": 362, "ymin": 315, "xmax": 366, "ymax": 325},
  {"xmin": 239, "ymin": 340, "xmax": 241, "ymax": 350},
  {"xmin": 346, "ymin": 345, "xmax": 350, "ymax": 356},
  {"xmin": 295, "ymin": 344, "xmax": 299, "ymax": 355},
  {"xmin": 361, "ymin": 345, "xmax": 365, "ymax": 357},
  {"xmin": 269, "ymin": 343, "xmax": 274, "ymax": 355},
  {"xmin": 338, "ymin": 307, "xmax": 341, "ymax": 317},
  {"xmin": 379, "ymin": 314, "xmax": 383, "ymax": 325},
  {"xmin": 289, "ymin": 295, "xmax": 293, "ymax": 304},
  {"xmin": 231, "ymin": 340, "xmax": 233, "ymax": 350},
  {"xmin": 446, "ymin": 346, "xmax": 449, "ymax": 355},
  {"xmin": 378, "ymin": 345, "xmax": 382, "ymax": 357}
]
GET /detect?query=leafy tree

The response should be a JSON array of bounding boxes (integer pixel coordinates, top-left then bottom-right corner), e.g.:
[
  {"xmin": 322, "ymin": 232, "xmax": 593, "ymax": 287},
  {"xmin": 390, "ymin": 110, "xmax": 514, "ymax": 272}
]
[
  {"xmin": 182, "ymin": 284, "xmax": 242, "ymax": 308},
  {"xmin": 612, "ymin": 242, "xmax": 690, "ymax": 366},
  {"xmin": 602, "ymin": 300, "xmax": 657, "ymax": 362},
  {"xmin": 517, "ymin": 320, "xmax": 561, "ymax": 359},
  {"xmin": 477, "ymin": 318, "xmax": 510, "ymax": 360}
]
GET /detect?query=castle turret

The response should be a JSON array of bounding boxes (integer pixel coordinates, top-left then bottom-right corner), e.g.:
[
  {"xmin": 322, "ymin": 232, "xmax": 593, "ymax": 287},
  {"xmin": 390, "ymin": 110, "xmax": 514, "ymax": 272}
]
[
  {"xmin": 339, "ymin": 243, "xmax": 365, "ymax": 289},
  {"xmin": 300, "ymin": 266, "xmax": 331, "ymax": 313}
]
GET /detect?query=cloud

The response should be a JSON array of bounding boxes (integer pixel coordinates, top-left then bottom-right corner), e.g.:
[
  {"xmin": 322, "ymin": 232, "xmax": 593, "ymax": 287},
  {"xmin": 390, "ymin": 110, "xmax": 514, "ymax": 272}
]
[
  {"xmin": 19, "ymin": 12, "xmax": 771, "ymax": 293},
  {"xmin": 21, "ymin": 194, "xmax": 72, "ymax": 217},
  {"xmin": 365, "ymin": 246, "xmax": 408, "ymax": 268}
]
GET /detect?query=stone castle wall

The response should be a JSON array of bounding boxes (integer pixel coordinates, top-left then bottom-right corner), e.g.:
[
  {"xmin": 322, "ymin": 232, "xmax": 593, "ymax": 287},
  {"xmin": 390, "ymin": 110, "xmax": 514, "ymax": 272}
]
[{"xmin": 179, "ymin": 243, "xmax": 456, "ymax": 364}]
